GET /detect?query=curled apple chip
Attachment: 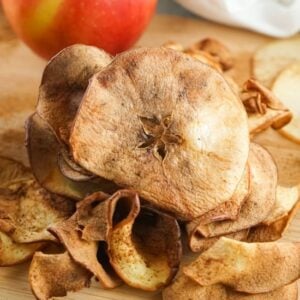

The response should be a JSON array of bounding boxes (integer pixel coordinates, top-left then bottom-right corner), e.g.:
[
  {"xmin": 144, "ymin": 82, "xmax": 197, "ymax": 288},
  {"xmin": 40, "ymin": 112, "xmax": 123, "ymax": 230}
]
[
  {"xmin": 49, "ymin": 212, "xmax": 120, "ymax": 289},
  {"xmin": 272, "ymin": 62, "xmax": 300, "ymax": 144},
  {"xmin": 188, "ymin": 38, "xmax": 234, "ymax": 71},
  {"xmin": 107, "ymin": 190, "xmax": 181, "ymax": 291},
  {"xmin": 0, "ymin": 156, "xmax": 75, "ymax": 243},
  {"xmin": 0, "ymin": 231, "xmax": 44, "ymax": 266},
  {"xmin": 193, "ymin": 143, "xmax": 276, "ymax": 238},
  {"xmin": 70, "ymin": 47, "xmax": 249, "ymax": 220},
  {"xmin": 162, "ymin": 41, "xmax": 184, "ymax": 52},
  {"xmin": 26, "ymin": 113, "xmax": 118, "ymax": 199},
  {"xmin": 29, "ymin": 251, "xmax": 91, "ymax": 300},
  {"xmin": 163, "ymin": 273, "xmax": 298, "ymax": 300},
  {"xmin": 36, "ymin": 44, "xmax": 112, "ymax": 145},
  {"xmin": 241, "ymin": 79, "xmax": 292, "ymax": 136},
  {"xmin": 184, "ymin": 237, "xmax": 300, "ymax": 294}
]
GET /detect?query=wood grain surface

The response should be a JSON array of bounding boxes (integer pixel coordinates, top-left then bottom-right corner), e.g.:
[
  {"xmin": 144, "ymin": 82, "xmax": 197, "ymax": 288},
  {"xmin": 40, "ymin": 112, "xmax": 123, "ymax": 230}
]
[{"xmin": 0, "ymin": 12, "xmax": 299, "ymax": 300}]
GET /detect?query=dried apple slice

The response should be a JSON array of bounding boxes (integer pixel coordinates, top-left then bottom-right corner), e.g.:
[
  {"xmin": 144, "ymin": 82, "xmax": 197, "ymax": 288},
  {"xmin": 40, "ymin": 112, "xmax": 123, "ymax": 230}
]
[
  {"xmin": 70, "ymin": 47, "xmax": 249, "ymax": 220},
  {"xmin": 29, "ymin": 251, "xmax": 91, "ymax": 300},
  {"xmin": 163, "ymin": 273, "xmax": 298, "ymax": 300},
  {"xmin": 253, "ymin": 37, "xmax": 300, "ymax": 88},
  {"xmin": 49, "ymin": 213, "xmax": 120, "ymax": 289},
  {"xmin": 26, "ymin": 113, "xmax": 118, "ymax": 199},
  {"xmin": 187, "ymin": 229, "xmax": 249, "ymax": 253},
  {"xmin": 36, "ymin": 45, "xmax": 112, "ymax": 144},
  {"xmin": 272, "ymin": 62, "xmax": 300, "ymax": 144},
  {"xmin": 0, "ymin": 231, "xmax": 44, "ymax": 266},
  {"xmin": 184, "ymin": 237, "xmax": 300, "ymax": 294},
  {"xmin": 241, "ymin": 79, "xmax": 292, "ymax": 136},
  {"xmin": 107, "ymin": 190, "xmax": 181, "ymax": 291},
  {"xmin": 194, "ymin": 143, "xmax": 277, "ymax": 238},
  {"xmin": 262, "ymin": 185, "xmax": 299, "ymax": 225},
  {"xmin": 188, "ymin": 38, "xmax": 234, "ymax": 70},
  {"xmin": 0, "ymin": 156, "xmax": 75, "ymax": 243}
]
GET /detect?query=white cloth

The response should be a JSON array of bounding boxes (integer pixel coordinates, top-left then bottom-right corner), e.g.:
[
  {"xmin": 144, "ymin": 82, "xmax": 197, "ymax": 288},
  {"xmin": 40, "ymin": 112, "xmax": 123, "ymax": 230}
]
[{"xmin": 175, "ymin": 0, "xmax": 300, "ymax": 37}]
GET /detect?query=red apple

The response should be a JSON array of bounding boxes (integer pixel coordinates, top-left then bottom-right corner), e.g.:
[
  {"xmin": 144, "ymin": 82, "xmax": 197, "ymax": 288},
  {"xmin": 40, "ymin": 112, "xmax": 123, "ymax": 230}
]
[{"xmin": 1, "ymin": 0, "xmax": 157, "ymax": 59}]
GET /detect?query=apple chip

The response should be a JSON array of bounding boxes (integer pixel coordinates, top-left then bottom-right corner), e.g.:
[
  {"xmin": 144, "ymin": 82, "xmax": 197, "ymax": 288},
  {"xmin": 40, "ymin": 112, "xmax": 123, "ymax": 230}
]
[
  {"xmin": 193, "ymin": 143, "xmax": 276, "ymax": 238},
  {"xmin": 163, "ymin": 273, "xmax": 298, "ymax": 300},
  {"xmin": 70, "ymin": 47, "xmax": 249, "ymax": 220},
  {"xmin": 36, "ymin": 44, "xmax": 112, "ymax": 145},
  {"xmin": 26, "ymin": 113, "xmax": 118, "ymax": 199},
  {"xmin": 272, "ymin": 62, "xmax": 300, "ymax": 144},
  {"xmin": 107, "ymin": 190, "xmax": 181, "ymax": 291},
  {"xmin": 29, "ymin": 251, "xmax": 91, "ymax": 300},
  {"xmin": 184, "ymin": 237, "xmax": 300, "ymax": 294},
  {"xmin": 0, "ymin": 156, "xmax": 75, "ymax": 243},
  {"xmin": 187, "ymin": 229, "xmax": 249, "ymax": 253},
  {"xmin": 241, "ymin": 79, "xmax": 292, "ymax": 136},
  {"xmin": 49, "ymin": 213, "xmax": 120, "ymax": 289},
  {"xmin": 248, "ymin": 194, "xmax": 300, "ymax": 242},
  {"xmin": 0, "ymin": 231, "xmax": 44, "ymax": 266},
  {"xmin": 253, "ymin": 37, "xmax": 300, "ymax": 87},
  {"xmin": 262, "ymin": 185, "xmax": 299, "ymax": 225},
  {"xmin": 188, "ymin": 38, "xmax": 234, "ymax": 70},
  {"xmin": 162, "ymin": 41, "xmax": 184, "ymax": 51}
]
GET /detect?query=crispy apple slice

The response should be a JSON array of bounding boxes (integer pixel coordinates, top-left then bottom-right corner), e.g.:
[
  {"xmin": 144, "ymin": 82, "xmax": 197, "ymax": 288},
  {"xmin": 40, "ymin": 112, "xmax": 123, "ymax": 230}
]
[
  {"xmin": 70, "ymin": 47, "xmax": 249, "ymax": 220},
  {"xmin": 163, "ymin": 273, "xmax": 298, "ymax": 300},
  {"xmin": 184, "ymin": 237, "xmax": 300, "ymax": 294},
  {"xmin": 26, "ymin": 113, "xmax": 118, "ymax": 199},
  {"xmin": 194, "ymin": 143, "xmax": 276, "ymax": 238},
  {"xmin": 29, "ymin": 251, "xmax": 91, "ymax": 300}
]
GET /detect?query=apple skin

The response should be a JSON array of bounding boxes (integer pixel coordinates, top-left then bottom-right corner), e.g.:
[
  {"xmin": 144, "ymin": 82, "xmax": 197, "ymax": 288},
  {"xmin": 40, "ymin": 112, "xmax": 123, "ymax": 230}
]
[{"xmin": 1, "ymin": 0, "xmax": 157, "ymax": 59}]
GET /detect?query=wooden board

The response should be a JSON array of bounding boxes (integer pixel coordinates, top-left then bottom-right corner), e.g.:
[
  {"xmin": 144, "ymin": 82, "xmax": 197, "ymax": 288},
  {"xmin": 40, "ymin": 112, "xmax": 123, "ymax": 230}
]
[{"xmin": 0, "ymin": 12, "xmax": 299, "ymax": 300}]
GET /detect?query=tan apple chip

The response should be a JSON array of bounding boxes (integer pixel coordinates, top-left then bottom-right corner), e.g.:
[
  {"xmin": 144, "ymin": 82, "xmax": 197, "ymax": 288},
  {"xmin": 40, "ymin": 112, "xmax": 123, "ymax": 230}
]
[
  {"xmin": 163, "ymin": 273, "xmax": 298, "ymax": 300},
  {"xmin": 193, "ymin": 143, "xmax": 277, "ymax": 238},
  {"xmin": 36, "ymin": 44, "xmax": 112, "ymax": 145},
  {"xmin": 49, "ymin": 211, "xmax": 120, "ymax": 289},
  {"xmin": 0, "ymin": 231, "xmax": 44, "ymax": 266},
  {"xmin": 0, "ymin": 156, "xmax": 75, "ymax": 243},
  {"xmin": 253, "ymin": 37, "xmax": 300, "ymax": 88},
  {"xmin": 107, "ymin": 190, "xmax": 182, "ymax": 291},
  {"xmin": 26, "ymin": 113, "xmax": 118, "ymax": 200},
  {"xmin": 29, "ymin": 251, "xmax": 91, "ymax": 300},
  {"xmin": 70, "ymin": 47, "xmax": 249, "ymax": 220},
  {"xmin": 272, "ymin": 62, "xmax": 300, "ymax": 144},
  {"xmin": 184, "ymin": 237, "xmax": 300, "ymax": 294},
  {"xmin": 241, "ymin": 79, "xmax": 292, "ymax": 136}
]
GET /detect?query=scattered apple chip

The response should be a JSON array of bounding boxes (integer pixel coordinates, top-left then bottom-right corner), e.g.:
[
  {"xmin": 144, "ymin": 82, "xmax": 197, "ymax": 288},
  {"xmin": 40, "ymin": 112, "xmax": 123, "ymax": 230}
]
[
  {"xmin": 70, "ymin": 47, "xmax": 249, "ymax": 220},
  {"xmin": 107, "ymin": 190, "xmax": 181, "ymax": 291},
  {"xmin": 184, "ymin": 237, "xmax": 300, "ymax": 294},
  {"xmin": 36, "ymin": 45, "xmax": 112, "ymax": 145},
  {"xmin": 49, "ymin": 211, "xmax": 120, "ymax": 289},
  {"xmin": 162, "ymin": 41, "xmax": 184, "ymax": 52},
  {"xmin": 0, "ymin": 156, "xmax": 75, "ymax": 243},
  {"xmin": 29, "ymin": 251, "xmax": 91, "ymax": 300},
  {"xmin": 26, "ymin": 113, "xmax": 118, "ymax": 199},
  {"xmin": 272, "ymin": 62, "xmax": 300, "ymax": 144},
  {"xmin": 163, "ymin": 273, "xmax": 298, "ymax": 300},
  {"xmin": 0, "ymin": 231, "xmax": 44, "ymax": 266},
  {"xmin": 241, "ymin": 79, "xmax": 292, "ymax": 136},
  {"xmin": 253, "ymin": 37, "xmax": 300, "ymax": 87},
  {"xmin": 193, "ymin": 143, "xmax": 276, "ymax": 238},
  {"xmin": 188, "ymin": 38, "xmax": 234, "ymax": 70}
]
